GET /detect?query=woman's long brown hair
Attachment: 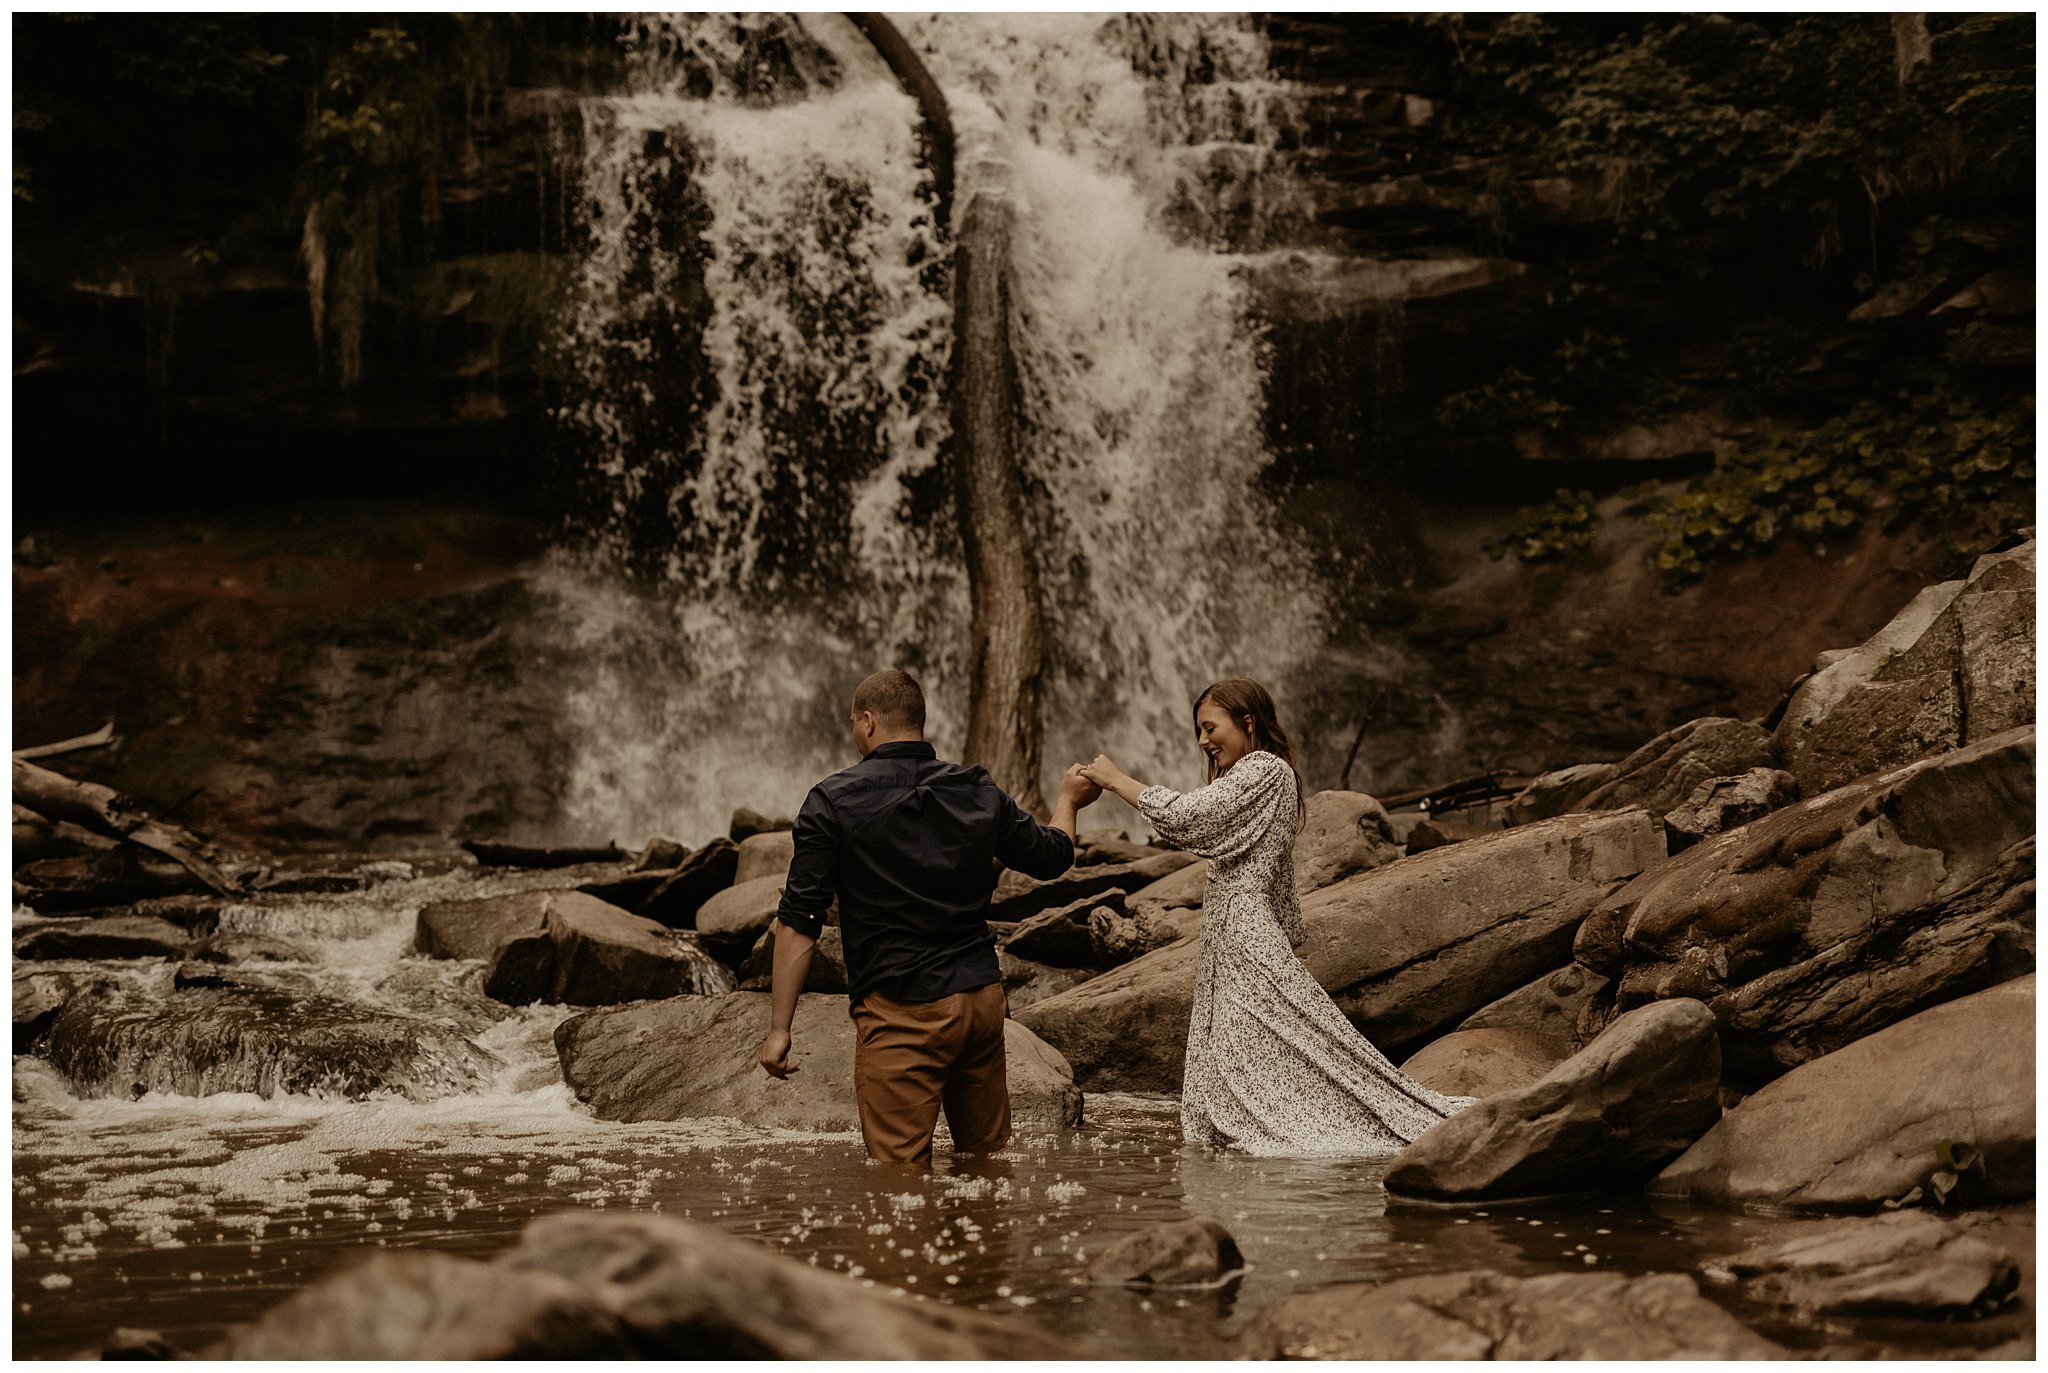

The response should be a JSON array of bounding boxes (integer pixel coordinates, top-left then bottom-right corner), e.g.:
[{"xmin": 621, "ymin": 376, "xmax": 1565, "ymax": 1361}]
[{"xmin": 1194, "ymin": 676, "xmax": 1305, "ymax": 829}]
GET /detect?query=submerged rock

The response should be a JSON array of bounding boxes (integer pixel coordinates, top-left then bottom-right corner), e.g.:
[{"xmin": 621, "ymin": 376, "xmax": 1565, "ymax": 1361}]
[
  {"xmin": 1384, "ymin": 999, "xmax": 1722, "ymax": 1202},
  {"xmin": 555, "ymin": 991, "xmax": 1082, "ymax": 1132},
  {"xmin": 1398, "ymin": 1027, "xmax": 1568, "ymax": 1099},
  {"xmin": 1711, "ymin": 1209, "xmax": 2021, "ymax": 1318},
  {"xmin": 210, "ymin": 1251, "xmax": 632, "ymax": 1359},
  {"xmin": 43, "ymin": 987, "xmax": 500, "ymax": 1101},
  {"xmin": 1578, "ymin": 726, "xmax": 2034, "ymax": 1081},
  {"xmin": 1650, "ymin": 976, "xmax": 2035, "ymax": 1213},
  {"xmin": 184, "ymin": 932, "xmax": 310, "ymax": 964},
  {"xmin": 501, "ymin": 1212, "xmax": 1095, "ymax": 1358},
  {"xmin": 14, "ymin": 915, "xmax": 190, "ymax": 961},
  {"xmin": 1084, "ymin": 1216, "xmax": 1243, "ymax": 1288},
  {"xmin": 1248, "ymin": 1268, "xmax": 1782, "ymax": 1359}
]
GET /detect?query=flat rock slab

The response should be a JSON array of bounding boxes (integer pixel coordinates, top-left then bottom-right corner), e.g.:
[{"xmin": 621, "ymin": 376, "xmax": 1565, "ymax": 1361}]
[
  {"xmin": 1711, "ymin": 1208, "xmax": 2021, "ymax": 1317},
  {"xmin": 43, "ymin": 987, "xmax": 500, "ymax": 1101},
  {"xmin": 1578, "ymin": 726, "xmax": 2035, "ymax": 1082},
  {"xmin": 500, "ymin": 1212, "xmax": 1096, "ymax": 1358},
  {"xmin": 1248, "ymin": 1268, "xmax": 1783, "ymax": 1359},
  {"xmin": 210, "ymin": 1250, "xmax": 632, "ymax": 1358},
  {"xmin": 14, "ymin": 916, "xmax": 191, "ymax": 961},
  {"xmin": 1651, "ymin": 975, "xmax": 2034, "ymax": 1213},
  {"xmin": 1399, "ymin": 1027, "xmax": 1569, "ymax": 1099},
  {"xmin": 1084, "ymin": 1216, "xmax": 1243, "ymax": 1288},
  {"xmin": 555, "ymin": 991, "xmax": 1083, "ymax": 1132},
  {"xmin": 1385, "ymin": 998, "xmax": 1722, "ymax": 1202}
]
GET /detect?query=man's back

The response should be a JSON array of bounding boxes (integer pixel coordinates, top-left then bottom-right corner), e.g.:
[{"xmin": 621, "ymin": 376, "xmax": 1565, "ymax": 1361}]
[{"xmin": 774, "ymin": 739, "xmax": 1074, "ymax": 1003}]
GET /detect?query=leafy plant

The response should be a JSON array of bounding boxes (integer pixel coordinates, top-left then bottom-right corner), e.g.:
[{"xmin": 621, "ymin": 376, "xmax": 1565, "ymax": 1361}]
[
  {"xmin": 1885, "ymin": 1138, "xmax": 1987, "ymax": 1209},
  {"xmin": 1484, "ymin": 488, "xmax": 1602, "ymax": 562}
]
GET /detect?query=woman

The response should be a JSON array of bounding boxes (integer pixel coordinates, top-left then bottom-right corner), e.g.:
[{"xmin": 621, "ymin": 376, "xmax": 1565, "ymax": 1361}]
[{"xmin": 1079, "ymin": 677, "xmax": 1476, "ymax": 1156}]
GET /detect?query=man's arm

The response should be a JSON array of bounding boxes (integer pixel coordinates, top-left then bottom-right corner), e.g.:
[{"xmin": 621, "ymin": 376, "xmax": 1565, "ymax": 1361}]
[
  {"xmin": 993, "ymin": 766, "xmax": 1097, "ymax": 879},
  {"xmin": 758, "ymin": 789, "xmax": 836, "ymax": 1079}
]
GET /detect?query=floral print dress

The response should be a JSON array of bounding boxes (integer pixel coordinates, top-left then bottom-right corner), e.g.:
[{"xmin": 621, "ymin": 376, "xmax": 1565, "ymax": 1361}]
[{"xmin": 1138, "ymin": 749, "xmax": 1478, "ymax": 1156}]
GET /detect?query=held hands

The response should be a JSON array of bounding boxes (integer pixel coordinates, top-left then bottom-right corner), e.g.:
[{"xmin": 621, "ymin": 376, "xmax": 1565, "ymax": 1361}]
[
  {"xmin": 756, "ymin": 1027, "xmax": 799, "ymax": 1080},
  {"xmin": 1059, "ymin": 762, "xmax": 1103, "ymax": 808},
  {"xmin": 1078, "ymin": 753, "xmax": 1128, "ymax": 792}
]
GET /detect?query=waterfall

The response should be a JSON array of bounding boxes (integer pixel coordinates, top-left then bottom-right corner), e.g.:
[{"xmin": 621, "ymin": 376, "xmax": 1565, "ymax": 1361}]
[{"xmin": 548, "ymin": 13, "xmax": 1326, "ymax": 846}]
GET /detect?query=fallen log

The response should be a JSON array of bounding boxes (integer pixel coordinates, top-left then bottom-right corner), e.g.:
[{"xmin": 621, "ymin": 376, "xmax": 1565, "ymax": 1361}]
[
  {"xmin": 11, "ymin": 758, "xmax": 238, "ymax": 895},
  {"xmin": 12, "ymin": 721, "xmax": 118, "ymax": 761},
  {"xmin": 462, "ymin": 839, "xmax": 626, "ymax": 870}
]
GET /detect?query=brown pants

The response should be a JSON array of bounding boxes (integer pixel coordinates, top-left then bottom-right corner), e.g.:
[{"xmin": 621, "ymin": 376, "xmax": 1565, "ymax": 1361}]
[{"xmin": 848, "ymin": 981, "xmax": 1011, "ymax": 1166}]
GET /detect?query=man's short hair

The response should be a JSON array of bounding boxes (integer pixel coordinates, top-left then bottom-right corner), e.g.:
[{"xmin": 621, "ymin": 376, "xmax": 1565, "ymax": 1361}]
[{"xmin": 852, "ymin": 669, "xmax": 926, "ymax": 732}]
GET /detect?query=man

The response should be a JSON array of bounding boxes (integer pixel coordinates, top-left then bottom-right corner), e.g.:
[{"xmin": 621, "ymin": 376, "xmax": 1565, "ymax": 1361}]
[{"xmin": 755, "ymin": 668, "xmax": 1099, "ymax": 1165}]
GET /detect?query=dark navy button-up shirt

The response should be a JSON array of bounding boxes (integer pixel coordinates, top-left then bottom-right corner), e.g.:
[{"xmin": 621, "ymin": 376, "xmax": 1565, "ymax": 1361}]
[{"xmin": 774, "ymin": 740, "xmax": 1075, "ymax": 1003}]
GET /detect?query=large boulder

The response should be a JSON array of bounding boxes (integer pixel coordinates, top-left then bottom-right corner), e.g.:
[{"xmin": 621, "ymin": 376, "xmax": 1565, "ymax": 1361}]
[
  {"xmin": 1001, "ymin": 891, "xmax": 1123, "ymax": 966},
  {"xmin": 638, "ymin": 838, "xmax": 740, "ymax": 928},
  {"xmin": 1293, "ymin": 789, "xmax": 1401, "ymax": 890},
  {"xmin": 1084, "ymin": 1216, "xmax": 1243, "ymax": 1288},
  {"xmin": 1247, "ymin": 1269, "xmax": 1783, "ymax": 1359},
  {"xmin": 1456, "ymin": 964, "xmax": 1609, "ymax": 1049},
  {"xmin": 43, "ymin": 987, "xmax": 500, "ymax": 1101},
  {"xmin": 1662, "ymin": 768, "xmax": 1799, "ymax": 853},
  {"xmin": 987, "ymin": 852, "xmax": 1192, "ymax": 922},
  {"xmin": 1018, "ymin": 809, "xmax": 1664, "ymax": 1091},
  {"xmin": 1384, "ymin": 999, "xmax": 1722, "ymax": 1202},
  {"xmin": 1574, "ymin": 717, "xmax": 1777, "ymax": 818},
  {"xmin": 1773, "ymin": 537, "xmax": 2034, "ymax": 793},
  {"xmin": 1649, "ymin": 976, "xmax": 2034, "ymax": 1213},
  {"xmin": 1710, "ymin": 1209, "xmax": 2021, "ymax": 1318},
  {"xmin": 501, "ymin": 1212, "xmax": 1094, "ymax": 1358},
  {"xmin": 1088, "ymin": 903, "xmax": 1179, "ymax": 966},
  {"xmin": 210, "ymin": 1251, "xmax": 631, "ymax": 1359},
  {"xmin": 1126, "ymin": 860, "xmax": 1205, "ymax": 920},
  {"xmin": 694, "ymin": 876, "xmax": 787, "ymax": 959},
  {"xmin": 417, "ymin": 890, "xmax": 733, "ymax": 1006},
  {"xmin": 13, "ymin": 915, "xmax": 190, "ymax": 961},
  {"xmin": 1398, "ymin": 1028, "xmax": 1569, "ymax": 1099},
  {"xmin": 13, "ymin": 970, "xmax": 107, "ymax": 1053},
  {"xmin": 555, "ymin": 991, "xmax": 1083, "ymax": 1131},
  {"xmin": 998, "ymin": 952, "xmax": 1093, "ymax": 1012},
  {"xmin": 1576, "ymin": 726, "xmax": 2034, "ymax": 1082},
  {"xmin": 1504, "ymin": 762, "xmax": 1618, "ymax": 827},
  {"xmin": 738, "ymin": 925, "xmax": 848, "ymax": 993},
  {"xmin": 732, "ymin": 830, "xmax": 795, "ymax": 886}
]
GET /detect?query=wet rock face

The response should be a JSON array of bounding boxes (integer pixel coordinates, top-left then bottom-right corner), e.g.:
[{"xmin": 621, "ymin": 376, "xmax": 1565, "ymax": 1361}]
[
  {"xmin": 1774, "ymin": 538, "xmax": 2034, "ymax": 793},
  {"xmin": 1711, "ymin": 1209, "xmax": 2022, "ymax": 1318},
  {"xmin": 13, "ymin": 970, "xmax": 107, "ymax": 1053},
  {"xmin": 1084, "ymin": 1216, "xmax": 1244, "ymax": 1288},
  {"xmin": 209, "ymin": 1251, "xmax": 634, "ymax": 1359},
  {"xmin": 555, "ymin": 991, "xmax": 1083, "ymax": 1131},
  {"xmin": 13, "ymin": 915, "xmax": 191, "ymax": 961},
  {"xmin": 1248, "ymin": 1268, "xmax": 1784, "ymax": 1360},
  {"xmin": 42, "ymin": 987, "xmax": 500, "ymax": 1101},
  {"xmin": 1578, "ymin": 726, "xmax": 2034, "ymax": 1082},
  {"xmin": 1651, "ymin": 976, "xmax": 2035, "ymax": 1214},
  {"xmin": 1384, "ymin": 999, "xmax": 1722, "ymax": 1202}
]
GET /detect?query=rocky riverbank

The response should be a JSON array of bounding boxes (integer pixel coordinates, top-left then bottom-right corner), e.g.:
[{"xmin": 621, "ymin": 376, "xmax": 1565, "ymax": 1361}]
[{"xmin": 13, "ymin": 531, "xmax": 2035, "ymax": 1359}]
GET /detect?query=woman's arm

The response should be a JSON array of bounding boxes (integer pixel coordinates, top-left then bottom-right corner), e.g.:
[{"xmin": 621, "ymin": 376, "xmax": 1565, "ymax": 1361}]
[{"xmin": 1078, "ymin": 754, "xmax": 1149, "ymax": 808}]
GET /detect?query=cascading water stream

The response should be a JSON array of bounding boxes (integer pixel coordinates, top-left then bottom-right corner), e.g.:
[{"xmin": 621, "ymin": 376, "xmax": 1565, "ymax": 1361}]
[{"xmin": 544, "ymin": 13, "xmax": 1328, "ymax": 846}]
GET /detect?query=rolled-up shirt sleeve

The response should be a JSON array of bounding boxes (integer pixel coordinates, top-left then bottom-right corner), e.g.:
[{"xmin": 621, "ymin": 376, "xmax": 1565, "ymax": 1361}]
[
  {"xmin": 992, "ymin": 784, "xmax": 1075, "ymax": 880},
  {"xmin": 774, "ymin": 787, "xmax": 838, "ymax": 938}
]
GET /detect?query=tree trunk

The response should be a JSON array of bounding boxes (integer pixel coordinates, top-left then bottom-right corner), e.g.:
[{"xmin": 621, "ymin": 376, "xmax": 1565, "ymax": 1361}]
[{"xmin": 848, "ymin": 14, "xmax": 1049, "ymax": 816}]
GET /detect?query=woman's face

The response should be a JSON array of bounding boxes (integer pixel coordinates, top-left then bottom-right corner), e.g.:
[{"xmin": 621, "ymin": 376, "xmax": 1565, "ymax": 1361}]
[{"xmin": 1195, "ymin": 699, "xmax": 1255, "ymax": 772}]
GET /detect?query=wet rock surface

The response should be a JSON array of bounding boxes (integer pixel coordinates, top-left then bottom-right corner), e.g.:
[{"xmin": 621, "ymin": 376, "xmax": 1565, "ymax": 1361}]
[
  {"xmin": 1579, "ymin": 727, "xmax": 2035, "ymax": 1081},
  {"xmin": 479, "ymin": 891, "xmax": 734, "ymax": 1006},
  {"xmin": 1711, "ymin": 1208, "xmax": 2022, "ymax": 1318},
  {"xmin": 14, "ymin": 915, "xmax": 193, "ymax": 961},
  {"xmin": 13, "ymin": 969, "xmax": 107, "ymax": 1053},
  {"xmin": 1385, "ymin": 999, "xmax": 1723, "ymax": 1202},
  {"xmin": 555, "ymin": 991, "xmax": 1083, "ymax": 1131},
  {"xmin": 1248, "ymin": 1268, "xmax": 1784, "ymax": 1359},
  {"xmin": 1651, "ymin": 976, "xmax": 2035, "ymax": 1213},
  {"xmin": 1084, "ymin": 1215, "xmax": 1243, "ymax": 1288}
]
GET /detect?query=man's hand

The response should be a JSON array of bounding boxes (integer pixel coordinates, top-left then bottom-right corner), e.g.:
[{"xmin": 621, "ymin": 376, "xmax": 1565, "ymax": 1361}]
[
  {"xmin": 757, "ymin": 1028, "xmax": 799, "ymax": 1080},
  {"xmin": 1059, "ymin": 762, "xmax": 1102, "ymax": 808},
  {"xmin": 1079, "ymin": 753, "xmax": 1125, "ymax": 789}
]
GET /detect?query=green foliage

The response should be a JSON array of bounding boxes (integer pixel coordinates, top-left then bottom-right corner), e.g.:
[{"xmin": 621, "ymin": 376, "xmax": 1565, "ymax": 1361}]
[
  {"xmin": 1484, "ymin": 488, "xmax": 1601, "ymax": 562},
  {"xmin": 1438, "ymin": 328, "xmax": 1644, "ymax": 442},
  {"xmin": 1886, "ymin": 1138, "xmax": 1988, "ymax": 1209},
  {"xmin": 1642, "ymin": 387, "xmax": 2032, "ymax": 585}
]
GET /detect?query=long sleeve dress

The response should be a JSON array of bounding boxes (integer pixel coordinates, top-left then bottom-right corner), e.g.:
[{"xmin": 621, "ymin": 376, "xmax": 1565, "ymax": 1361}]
[{"xmin": 1137, "ymin": 749, "xmax": 1478, "ymax": 1156}]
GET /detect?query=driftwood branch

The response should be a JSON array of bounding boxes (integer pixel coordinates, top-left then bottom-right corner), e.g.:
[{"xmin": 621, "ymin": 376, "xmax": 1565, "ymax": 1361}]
[
  {"xmin": 13, "ymin": 721, "xmax": 118, "ymax": 761},
  {"xmin": 11, "ymin": 757, "xmax": 239, "ymax": 894}
]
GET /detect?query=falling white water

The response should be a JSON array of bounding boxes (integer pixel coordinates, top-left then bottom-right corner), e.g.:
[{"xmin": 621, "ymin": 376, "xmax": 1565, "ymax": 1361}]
[{"xmin": 549, "ymin": 13, "xmax": 1326, "ymax": 846}]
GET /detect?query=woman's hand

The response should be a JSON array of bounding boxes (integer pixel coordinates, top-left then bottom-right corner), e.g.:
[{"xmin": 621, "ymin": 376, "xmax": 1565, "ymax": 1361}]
[{"xmin": 1079, "ymin": 753, "xmax": 1145, "ymax": 806}]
